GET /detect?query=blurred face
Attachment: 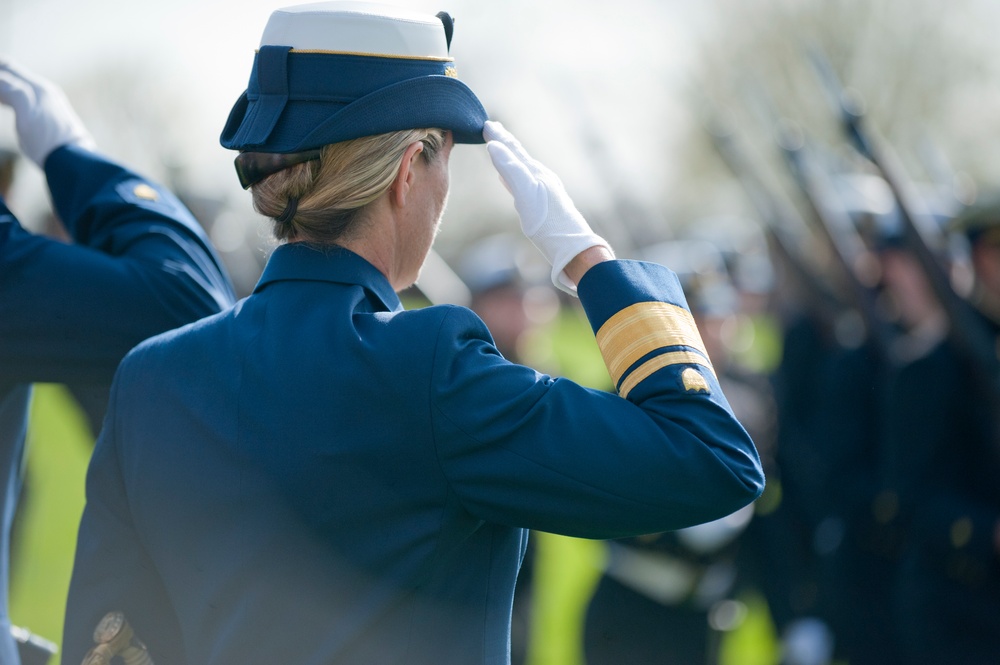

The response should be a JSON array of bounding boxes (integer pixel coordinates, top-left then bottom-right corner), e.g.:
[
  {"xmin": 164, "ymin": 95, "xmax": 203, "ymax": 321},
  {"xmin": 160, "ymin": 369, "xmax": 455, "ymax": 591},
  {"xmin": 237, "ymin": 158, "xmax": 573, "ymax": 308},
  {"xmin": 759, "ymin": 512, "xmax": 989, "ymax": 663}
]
[
  {"xmin": 972, "ymin": 238, "xmax": 1000, "ymax": 297},
  {"xmin": 879, "ymin": 248, "xmax": 941, "ymax": 329},
  {"xmin": 471, "ymin": 284, "xmax": 530, "ymax": 360},
  {"xmin": 969, "ymin": 237, "xmax": 1000, "ymax": 322}
]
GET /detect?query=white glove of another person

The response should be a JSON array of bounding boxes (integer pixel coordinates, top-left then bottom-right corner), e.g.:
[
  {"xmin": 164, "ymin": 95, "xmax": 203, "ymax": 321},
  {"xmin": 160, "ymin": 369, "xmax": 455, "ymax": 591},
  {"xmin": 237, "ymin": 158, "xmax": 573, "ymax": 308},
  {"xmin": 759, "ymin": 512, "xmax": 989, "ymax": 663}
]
[
  {"xmin": 0, "ymin": 59, "xmax": 96, "ymax": 169},
  {"xmin": 484, "ymin": 120, "xmax": 610, "ymax": 294}
]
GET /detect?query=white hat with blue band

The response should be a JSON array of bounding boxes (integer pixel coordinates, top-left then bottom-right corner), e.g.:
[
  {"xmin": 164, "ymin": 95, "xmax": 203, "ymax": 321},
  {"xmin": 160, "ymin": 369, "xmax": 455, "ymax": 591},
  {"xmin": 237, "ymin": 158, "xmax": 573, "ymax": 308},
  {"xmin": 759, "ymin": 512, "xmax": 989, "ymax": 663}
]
[{"xmin": 221, "ymin": 2, "xmax": 488, "ymax": 187}]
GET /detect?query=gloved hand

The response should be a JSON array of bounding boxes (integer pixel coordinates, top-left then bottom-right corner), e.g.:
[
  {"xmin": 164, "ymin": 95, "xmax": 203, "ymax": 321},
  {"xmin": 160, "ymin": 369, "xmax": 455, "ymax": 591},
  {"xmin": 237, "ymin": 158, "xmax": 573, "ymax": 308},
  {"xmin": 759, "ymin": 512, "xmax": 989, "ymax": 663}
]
[
  {"xmin": 484, "ymin": 120, "xmax": 610, "ymax": 294},
  {"xmin": 0, "ymin": 59, "xmax": 96, "ymax": 168}
]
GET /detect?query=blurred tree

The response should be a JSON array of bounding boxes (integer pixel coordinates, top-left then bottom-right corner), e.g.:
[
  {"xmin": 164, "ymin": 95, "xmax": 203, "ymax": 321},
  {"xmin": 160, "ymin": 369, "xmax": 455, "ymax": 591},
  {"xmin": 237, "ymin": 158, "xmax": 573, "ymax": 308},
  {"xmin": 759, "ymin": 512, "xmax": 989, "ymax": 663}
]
[{"xmin": 669, "ymin": 0, "xmax": 1000, "ymax": 240}]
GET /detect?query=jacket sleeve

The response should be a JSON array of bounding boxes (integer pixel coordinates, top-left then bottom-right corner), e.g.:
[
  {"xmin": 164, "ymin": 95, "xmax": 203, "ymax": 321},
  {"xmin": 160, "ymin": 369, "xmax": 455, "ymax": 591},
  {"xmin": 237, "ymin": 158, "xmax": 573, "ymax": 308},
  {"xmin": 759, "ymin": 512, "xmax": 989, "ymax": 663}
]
[
  {"xmin": 60, "ymin": 362, "xmax": 187, "ymax": 665},
  {"xmin": 430, "ymin": 260, "xmax": 765, "ymax": 539},
  {"xmin": 0, "ymin": 145, "xmax": 235, "ymax": 384}
]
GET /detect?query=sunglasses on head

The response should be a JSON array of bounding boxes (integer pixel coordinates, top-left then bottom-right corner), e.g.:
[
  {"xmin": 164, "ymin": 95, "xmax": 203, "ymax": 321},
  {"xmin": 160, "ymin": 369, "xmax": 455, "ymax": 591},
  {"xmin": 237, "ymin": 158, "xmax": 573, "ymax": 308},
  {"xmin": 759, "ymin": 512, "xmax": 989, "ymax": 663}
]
[{"xmin": 234, "ymin": 150, "xmax": 322, "ymax": 189}]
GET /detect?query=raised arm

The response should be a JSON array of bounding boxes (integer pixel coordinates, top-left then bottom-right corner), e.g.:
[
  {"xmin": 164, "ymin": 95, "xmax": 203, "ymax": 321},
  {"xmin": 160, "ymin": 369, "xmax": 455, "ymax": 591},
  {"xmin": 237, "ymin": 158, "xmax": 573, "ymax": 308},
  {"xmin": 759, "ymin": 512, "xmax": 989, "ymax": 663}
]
[{"xmin": 0, "ymin": 61, "xmax": 236, "ymax": 385}]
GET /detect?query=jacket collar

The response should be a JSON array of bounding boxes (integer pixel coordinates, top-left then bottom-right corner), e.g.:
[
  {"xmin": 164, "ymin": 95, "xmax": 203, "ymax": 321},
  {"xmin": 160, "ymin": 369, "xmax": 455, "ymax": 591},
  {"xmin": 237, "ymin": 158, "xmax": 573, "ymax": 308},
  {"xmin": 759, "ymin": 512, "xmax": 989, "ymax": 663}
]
[{"xmin": 253, "ymin": 243, "xmax": 402, "ymax": 312}]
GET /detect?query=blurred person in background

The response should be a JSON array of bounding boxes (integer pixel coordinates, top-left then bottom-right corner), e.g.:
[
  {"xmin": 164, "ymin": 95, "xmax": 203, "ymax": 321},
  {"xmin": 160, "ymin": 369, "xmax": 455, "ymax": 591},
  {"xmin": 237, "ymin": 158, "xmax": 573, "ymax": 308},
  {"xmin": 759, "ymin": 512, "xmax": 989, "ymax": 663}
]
[
  {"xmin": 456, "ymin": 233, "xmax": 555, "ymax": 364},
  {"xmin": 0, "ymin": 60, "xmax": 235, "ymax": 664},
  {"xmin": 803, "ymin": 197, "xmax": 1000, "ymax": 664},
  {"xmin": 813, "ymin": 213, "xmax": 940, "ymax": 665},
  {"xmin": 60, "ymin": 4, "xmax": 764, "ymax": 664},
  {"xmin": 747, "ymin": 192, "xmax": 904, "ymax": 665},
  {"xmin": 880, "ymin": 197, "xmax": 1000, "ymax": 664}
]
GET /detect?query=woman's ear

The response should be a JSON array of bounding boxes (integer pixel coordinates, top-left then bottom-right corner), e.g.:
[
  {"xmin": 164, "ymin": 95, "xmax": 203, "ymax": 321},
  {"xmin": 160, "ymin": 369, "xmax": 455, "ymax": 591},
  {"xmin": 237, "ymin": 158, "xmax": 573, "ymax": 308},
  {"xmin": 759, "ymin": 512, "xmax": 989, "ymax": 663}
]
[{"xmin": 391, "ymin": 141, "xmax": 425, "ymax": 207}]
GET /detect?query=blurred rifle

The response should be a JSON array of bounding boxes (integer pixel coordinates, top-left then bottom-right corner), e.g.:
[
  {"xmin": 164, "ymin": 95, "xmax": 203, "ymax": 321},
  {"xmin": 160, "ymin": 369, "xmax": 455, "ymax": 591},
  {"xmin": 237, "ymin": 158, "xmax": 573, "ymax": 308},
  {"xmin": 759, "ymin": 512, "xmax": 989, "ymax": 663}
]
[
  {"xmin": 806, "ymin": 47, "xmax": 1000, "ymax": 389},
  {"xmin": 704, "ymin": 114, "xmax": 847, "ymax": 333},
  {"xmin": 769, "ymin": 118, "xmax": 896, "ymax": 356}
]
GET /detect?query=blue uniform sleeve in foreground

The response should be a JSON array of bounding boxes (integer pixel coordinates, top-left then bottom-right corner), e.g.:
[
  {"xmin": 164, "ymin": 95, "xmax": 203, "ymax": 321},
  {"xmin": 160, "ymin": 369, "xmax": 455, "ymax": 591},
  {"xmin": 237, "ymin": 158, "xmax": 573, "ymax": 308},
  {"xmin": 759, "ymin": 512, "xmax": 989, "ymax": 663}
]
[
  {"xmin": 0, "ymin": 145, "xmax": 235, "ymax": 384},
  {"xmin": 431, "ymin": 260, "xmax": 765, "ymax": 539}
]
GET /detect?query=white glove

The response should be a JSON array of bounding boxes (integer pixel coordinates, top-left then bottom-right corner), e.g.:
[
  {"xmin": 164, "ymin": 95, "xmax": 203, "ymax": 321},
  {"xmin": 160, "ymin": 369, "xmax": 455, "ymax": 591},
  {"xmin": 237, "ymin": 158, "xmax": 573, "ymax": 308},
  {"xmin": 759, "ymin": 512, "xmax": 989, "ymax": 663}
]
[
  {"xmin": 484, "ymin": 120, "xmax": 609, "ymax": 294},
  {"xmin": 0, "ymin": 59, "xmax": 96, "ymax": 168}
]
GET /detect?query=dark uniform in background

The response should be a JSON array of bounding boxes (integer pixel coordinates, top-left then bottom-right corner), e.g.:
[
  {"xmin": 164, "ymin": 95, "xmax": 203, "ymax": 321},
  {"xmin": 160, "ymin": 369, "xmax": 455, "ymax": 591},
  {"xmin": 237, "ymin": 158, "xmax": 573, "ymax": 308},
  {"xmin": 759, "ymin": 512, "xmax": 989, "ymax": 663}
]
[
  {"xmin": 770, "ymin": 193, "xmax": 1000, "ymax": 664},
  {"xmin": 886, "ymin": 200, "xmax": 1000, "ymax": 664},
  {"xmin": 740, "ymin": 219, "xmax": 877, "ymax": 663},
  {"xmin": 0, "ymin": 61, "xmax": 235, "ymax": 664}
]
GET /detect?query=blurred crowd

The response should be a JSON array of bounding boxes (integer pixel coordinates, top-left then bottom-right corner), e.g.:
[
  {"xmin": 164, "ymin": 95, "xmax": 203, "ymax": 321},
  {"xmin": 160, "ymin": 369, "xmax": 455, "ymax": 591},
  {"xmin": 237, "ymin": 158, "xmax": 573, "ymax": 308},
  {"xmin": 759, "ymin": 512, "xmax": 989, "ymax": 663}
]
[{"xmin": 5, "ymin": 85, "xmax": 1000, "ymax": 665}]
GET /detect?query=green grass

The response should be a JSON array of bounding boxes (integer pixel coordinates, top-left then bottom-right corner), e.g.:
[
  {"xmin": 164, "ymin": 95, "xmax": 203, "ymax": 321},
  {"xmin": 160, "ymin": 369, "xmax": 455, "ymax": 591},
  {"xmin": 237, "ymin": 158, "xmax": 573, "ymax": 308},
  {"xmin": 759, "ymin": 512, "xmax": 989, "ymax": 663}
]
[
  {"xmin": 526, "ymin": 533, "xmax": 606, "ymax": 665},
  {"xmin": 10, "ymin": 384, "xmax": 92, "ymax": 663}
]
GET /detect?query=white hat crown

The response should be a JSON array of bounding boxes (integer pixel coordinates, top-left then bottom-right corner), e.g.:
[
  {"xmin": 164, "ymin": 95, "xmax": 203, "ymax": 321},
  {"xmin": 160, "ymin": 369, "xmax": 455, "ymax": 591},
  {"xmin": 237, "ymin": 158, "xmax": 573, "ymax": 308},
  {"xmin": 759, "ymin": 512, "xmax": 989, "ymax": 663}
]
[{"xmin": 261, "ymin": 2, "xmax": 450, "ymax": 59}]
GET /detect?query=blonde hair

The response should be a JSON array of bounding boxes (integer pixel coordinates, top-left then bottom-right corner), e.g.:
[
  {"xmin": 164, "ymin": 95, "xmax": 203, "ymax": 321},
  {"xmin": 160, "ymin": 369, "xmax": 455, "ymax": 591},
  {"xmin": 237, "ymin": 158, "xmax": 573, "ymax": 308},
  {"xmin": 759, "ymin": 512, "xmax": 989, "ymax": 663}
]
[{"xmin": 252, "ymin": 128, "xmax": 447, "ymax": 244}]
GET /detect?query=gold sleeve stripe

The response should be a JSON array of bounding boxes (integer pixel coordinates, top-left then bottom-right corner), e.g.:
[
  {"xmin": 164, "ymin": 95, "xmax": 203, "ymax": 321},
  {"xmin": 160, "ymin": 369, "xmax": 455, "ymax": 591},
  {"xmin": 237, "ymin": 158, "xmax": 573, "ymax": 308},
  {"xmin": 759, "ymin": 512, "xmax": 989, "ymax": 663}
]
[
  {"xmin": 618, "ymin": 352, "xmax": 716, "ymax": 399},
  {"xmin": 595, "ymin": 302, "xmax": 709, "ymax": 386}
]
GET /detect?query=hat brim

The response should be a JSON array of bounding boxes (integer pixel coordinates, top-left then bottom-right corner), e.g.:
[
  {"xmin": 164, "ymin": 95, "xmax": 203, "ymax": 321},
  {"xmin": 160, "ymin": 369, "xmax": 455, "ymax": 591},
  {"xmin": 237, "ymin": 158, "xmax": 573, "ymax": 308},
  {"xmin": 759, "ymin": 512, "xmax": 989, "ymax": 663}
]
[{"xmin": 221, "ymin": 74, "xmax": 487, "ymax": 153}]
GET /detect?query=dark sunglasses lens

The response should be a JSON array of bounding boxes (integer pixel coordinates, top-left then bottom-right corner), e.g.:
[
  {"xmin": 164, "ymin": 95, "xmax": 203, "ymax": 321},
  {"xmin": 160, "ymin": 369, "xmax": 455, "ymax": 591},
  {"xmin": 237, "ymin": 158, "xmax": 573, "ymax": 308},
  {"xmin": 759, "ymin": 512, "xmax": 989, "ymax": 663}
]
[{"xmin": 234, "ymin": 150, "xmax": 322, "ymax": 189}]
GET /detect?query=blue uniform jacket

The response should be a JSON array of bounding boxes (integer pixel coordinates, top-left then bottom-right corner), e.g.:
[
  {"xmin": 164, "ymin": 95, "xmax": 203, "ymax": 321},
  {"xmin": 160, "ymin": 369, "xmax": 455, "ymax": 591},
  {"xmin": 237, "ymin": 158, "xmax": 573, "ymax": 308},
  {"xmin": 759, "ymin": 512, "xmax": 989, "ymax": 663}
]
[
  {"xmin": 62, "ymin": 243, "xmax": 764, "ymax": 665},
  {"xmin": 0, "ymin": 145, "xmax": 235, "ymax": 663}
]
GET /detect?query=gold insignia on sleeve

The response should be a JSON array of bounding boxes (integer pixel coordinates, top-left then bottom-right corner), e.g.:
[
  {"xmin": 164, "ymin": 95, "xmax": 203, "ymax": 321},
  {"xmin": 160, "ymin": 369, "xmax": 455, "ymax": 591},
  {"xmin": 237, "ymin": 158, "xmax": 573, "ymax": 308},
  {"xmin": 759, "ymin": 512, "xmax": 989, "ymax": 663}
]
[
  {"xmin": 133, "ymin": 184, "xmax": 159, "ymax": 201},
  {"xmin": 681, "ymin": 367, "xmax": 710, "ymax": 394},
  {"xmin": 617, "ymin": 351, "xmax": 715, "ymax": 399},
  {"xmin": 596, "ymin": 301, "xmax": 711, "ymax": 387},
  {"xmin": 444, "ymin": 66, "xmax": 458, "ymax": 77}
]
